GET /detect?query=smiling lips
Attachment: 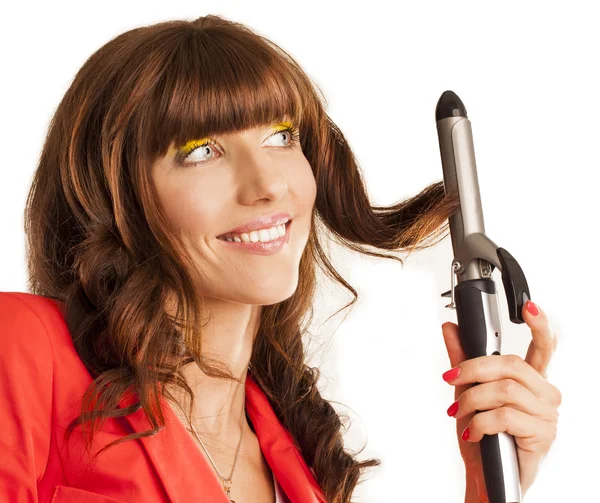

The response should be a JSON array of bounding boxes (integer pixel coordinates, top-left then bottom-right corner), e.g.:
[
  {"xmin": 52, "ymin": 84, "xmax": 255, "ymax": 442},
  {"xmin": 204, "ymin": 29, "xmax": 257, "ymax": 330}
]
[
  {"xmin": 217, "ymin": 212, "xmax": 292, "ymax": 239},
  {"xmin": 218, "ymin": 221, "xmax": 290, "ymax": 243},
  {"xmin": 217, "ymin": 220, "xmax": 292, "ymax": 255}
]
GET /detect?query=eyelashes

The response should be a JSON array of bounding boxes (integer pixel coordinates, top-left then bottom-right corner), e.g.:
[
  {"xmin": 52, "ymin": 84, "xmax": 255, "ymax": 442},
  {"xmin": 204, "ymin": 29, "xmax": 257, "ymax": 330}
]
[{"xmin": 175, "ymin": 123, "xmax": 301, "ymax": 168}]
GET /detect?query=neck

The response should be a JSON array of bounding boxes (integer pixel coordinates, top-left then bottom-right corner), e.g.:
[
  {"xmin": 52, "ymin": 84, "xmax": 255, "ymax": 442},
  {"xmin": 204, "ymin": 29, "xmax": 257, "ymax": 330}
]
[{"xmin": 166, "ymin": 363, "xmax": 251, "ymax": 447}]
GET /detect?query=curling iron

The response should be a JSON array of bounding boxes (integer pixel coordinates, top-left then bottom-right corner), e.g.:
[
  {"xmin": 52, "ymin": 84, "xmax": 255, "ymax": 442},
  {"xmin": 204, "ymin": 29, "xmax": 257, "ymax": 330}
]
[{"xmin": 436, "ymin": 90, "xmax": 530, "ymax": 503}]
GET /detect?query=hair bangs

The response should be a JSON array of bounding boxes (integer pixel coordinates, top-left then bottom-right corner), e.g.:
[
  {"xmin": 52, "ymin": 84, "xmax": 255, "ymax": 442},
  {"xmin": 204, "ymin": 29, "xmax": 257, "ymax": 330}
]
[{"xmin": 146, "ymin": 30, "xmax": 312, "ymax": 161}]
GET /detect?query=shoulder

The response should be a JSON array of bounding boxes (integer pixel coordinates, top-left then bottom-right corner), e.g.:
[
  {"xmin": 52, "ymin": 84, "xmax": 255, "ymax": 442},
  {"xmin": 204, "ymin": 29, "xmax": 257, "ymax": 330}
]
[
  {"xmin": 0, "ymin": 289, "xmax": 130, "ymax": 417},
  {"xmin": 0, "ymin": 291, "xmax": 58, "ymax": 359},
  {"xmin": 0, "ymin": 291, "xmax": 113, "ymax": 404},
  {"xmin": 0, "ymin": 292, "xmax": 69, "ymax": 492},
  {"xmin": 0, "ymin": 291, "xmax": 75, "ymax": 383},
  {"xmin": 0, "ymin": 291, "xmax": 67, "ymax": 335},
  {"xmin": 0, "ymin": 293, "xmax": 55, "ymax": 455}
]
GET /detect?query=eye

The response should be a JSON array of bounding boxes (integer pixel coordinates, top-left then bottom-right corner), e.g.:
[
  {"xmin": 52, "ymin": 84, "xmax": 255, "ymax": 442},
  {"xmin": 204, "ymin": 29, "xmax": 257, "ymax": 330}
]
[
  {"xmin": 175, "ymin": 125, "xmax": 300, "ymax": 168},
  {"xmin": 264, "ymin": 125, "xmax": 300, "ymax": 148},
  {"xmin": 173, "ymin": 137, "xmax": 219, "ymax": 167}
]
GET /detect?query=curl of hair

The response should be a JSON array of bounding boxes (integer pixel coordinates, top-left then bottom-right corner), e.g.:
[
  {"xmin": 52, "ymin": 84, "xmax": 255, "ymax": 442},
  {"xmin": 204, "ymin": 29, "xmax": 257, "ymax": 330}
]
[{"xmin": 23, "ymin": 14, "xmax": 461, "ymax": 503}]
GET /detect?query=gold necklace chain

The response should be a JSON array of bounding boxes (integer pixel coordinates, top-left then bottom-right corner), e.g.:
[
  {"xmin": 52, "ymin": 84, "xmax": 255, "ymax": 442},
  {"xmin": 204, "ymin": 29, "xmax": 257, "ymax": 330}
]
[{"xmin": 188, "ymin": 393, "xmax": 246, "ymax": 502}]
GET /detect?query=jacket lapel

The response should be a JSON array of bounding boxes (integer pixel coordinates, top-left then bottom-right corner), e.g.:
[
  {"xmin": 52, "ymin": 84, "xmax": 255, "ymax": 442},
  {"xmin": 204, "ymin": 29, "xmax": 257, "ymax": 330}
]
[
  {"xmin": 119, "ymin": 373, "xmax": 326, "ymax": 503},
  {"xmin": 245, "ymin": 374, "xmax": 326, "ymax": 503}
]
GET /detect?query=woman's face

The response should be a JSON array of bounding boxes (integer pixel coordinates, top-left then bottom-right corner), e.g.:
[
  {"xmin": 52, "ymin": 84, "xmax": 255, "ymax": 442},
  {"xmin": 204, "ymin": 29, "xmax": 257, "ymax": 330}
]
[{"xmin": 151, "ymin": 117, "xmax": 317, "ymax": 306}]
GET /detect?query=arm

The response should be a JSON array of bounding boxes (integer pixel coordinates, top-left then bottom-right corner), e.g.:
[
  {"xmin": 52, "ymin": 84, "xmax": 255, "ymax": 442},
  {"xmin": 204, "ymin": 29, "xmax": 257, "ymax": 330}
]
[{"xmin": 0, "ymin": 293, "xmax": 53, "ymax": 502}]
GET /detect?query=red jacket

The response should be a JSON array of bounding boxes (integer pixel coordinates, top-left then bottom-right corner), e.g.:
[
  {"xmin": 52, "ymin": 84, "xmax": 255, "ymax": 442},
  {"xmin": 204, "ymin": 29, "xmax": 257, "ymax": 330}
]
[{"xmin": 0, "ymin": 292, "xmax": 326, "ymax": 503}]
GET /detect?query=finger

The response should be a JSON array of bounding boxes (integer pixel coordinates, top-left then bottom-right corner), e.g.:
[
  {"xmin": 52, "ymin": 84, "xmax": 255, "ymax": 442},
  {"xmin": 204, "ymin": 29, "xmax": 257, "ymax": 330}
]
[
  {"xmin": 522, "ymin": 300, "xmax": 558, "ymax": 378},
  {"xmin": 452, "ymin": 379, "xmax": 558, "ymax": 422},
  {"xmin": 446, "ymin": 354, "xmax": 553, "ymax": 403},
  {"xmin": 462, "ymin": 406, "xmax": 555, "ymax": 444},
  {"xmin": 442, "ymin": 322, "xmax": 473, "ymax": 401},
  {"xmin": 442, "ymin": 321, "xmax": 467, "ymax": 370}
]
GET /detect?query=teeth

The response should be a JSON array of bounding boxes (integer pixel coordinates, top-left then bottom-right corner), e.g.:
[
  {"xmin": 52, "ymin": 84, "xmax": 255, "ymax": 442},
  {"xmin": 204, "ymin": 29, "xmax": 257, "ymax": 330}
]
[{"xmin": 223, "ymin": 223, "xmax": 287, "ymax": 243}]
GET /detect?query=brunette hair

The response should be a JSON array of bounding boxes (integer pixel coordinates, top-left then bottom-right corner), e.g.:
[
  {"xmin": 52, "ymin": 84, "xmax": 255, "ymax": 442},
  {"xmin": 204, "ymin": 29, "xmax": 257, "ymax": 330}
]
[{"xmin": 23, "ymin": 14, "xmax": 460, "ymax": 503}]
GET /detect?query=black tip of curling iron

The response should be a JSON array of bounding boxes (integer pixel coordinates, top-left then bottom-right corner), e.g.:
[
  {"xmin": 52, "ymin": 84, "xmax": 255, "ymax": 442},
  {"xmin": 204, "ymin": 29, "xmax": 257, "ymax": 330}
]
[{"xmin": 435, "ymin": 90, "xmax": 468, "ymax": 121}]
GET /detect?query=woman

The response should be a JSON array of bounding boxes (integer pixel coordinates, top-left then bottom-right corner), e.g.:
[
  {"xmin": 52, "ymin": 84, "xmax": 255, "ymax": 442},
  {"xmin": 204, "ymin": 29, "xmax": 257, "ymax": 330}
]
[{"xmin": 0, "ymin": 14, "xmax": 560, "ymax": 503}]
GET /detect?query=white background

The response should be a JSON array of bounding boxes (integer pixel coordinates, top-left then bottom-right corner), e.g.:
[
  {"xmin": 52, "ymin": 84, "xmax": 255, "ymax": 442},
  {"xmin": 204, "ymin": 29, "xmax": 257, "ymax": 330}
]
[{"xmin": 1, "ymin": 1, "xmax": 597, "ymax": 501}]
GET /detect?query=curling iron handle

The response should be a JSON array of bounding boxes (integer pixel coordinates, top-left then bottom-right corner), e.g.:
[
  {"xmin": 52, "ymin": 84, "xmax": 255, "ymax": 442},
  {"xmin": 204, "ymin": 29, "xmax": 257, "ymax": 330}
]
[{"xmin": 454, "ymin": 278, "xmax": 522, "ymax": 503}]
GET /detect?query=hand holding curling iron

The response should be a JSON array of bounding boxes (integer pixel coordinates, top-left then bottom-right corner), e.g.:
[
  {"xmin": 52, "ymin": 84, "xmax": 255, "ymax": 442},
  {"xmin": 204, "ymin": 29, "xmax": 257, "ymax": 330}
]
[{"xmin": 442, "ymin": 301, "xmax": 561, "ymax": 500}]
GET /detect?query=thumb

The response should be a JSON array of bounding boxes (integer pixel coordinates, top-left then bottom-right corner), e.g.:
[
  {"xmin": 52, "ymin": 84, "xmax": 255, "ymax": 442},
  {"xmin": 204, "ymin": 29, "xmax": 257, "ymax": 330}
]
[{"xmin": 442, "ymin": 321, "xmax": 468, "ymax": 370}]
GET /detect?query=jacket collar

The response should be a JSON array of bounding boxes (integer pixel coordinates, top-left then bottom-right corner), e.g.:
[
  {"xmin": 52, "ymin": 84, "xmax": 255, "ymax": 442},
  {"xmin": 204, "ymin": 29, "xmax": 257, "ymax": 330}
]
[{"xmin": 118, "ymin": 373, "xmax": 326, "ymax": 503}]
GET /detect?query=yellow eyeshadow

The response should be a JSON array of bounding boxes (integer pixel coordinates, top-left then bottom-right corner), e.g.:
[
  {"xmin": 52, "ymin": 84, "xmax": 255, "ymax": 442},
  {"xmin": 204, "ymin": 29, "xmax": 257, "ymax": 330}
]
[
  {"xmin": 272, "ymin": 121, "xmax": 295, "ymax": 132},
  {"xmin": 178, "ymin": 138, "xmax": 211, "ymax": 155},
  {"xmin": 168, "ymin": 138, "xmax": 210, "ymax": 163}
]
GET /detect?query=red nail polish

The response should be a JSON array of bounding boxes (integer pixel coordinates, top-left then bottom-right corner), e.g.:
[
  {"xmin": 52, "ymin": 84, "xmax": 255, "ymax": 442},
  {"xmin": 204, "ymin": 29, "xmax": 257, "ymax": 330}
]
[
  {"xmin": 447, "ymin": 401, "xmax": 459, "ymax": 417},
  {"xmin": 526, "ymin": 300, "xmax": 539, "ymax": 316},
  {"xmin": 443, "ymin": 367, "xmax": 461, "ymax": 382},
  {"xmin": 462, "ymin": 427, "xmax": 470, "ymax": 441}
]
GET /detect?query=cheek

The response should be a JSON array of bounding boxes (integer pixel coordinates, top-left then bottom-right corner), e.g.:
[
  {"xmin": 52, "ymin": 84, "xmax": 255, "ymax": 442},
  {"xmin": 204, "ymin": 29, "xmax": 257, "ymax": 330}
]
[
  {"xmin": 158, "ymin": 181, "xmax": 217, "ymax": 236},
  {"xmin": 297, "ymin": 159, "xmax": 317, "ymax": 208}
]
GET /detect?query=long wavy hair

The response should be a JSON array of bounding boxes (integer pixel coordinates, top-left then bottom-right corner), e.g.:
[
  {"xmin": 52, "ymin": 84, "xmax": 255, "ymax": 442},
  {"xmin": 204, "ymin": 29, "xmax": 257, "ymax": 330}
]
[{"xmin": 23, "ymin": 14, "xmax": 460, "ymax": 503}]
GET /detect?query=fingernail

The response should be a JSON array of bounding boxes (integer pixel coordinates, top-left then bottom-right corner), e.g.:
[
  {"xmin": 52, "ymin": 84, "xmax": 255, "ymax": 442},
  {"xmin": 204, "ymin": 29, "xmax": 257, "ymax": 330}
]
[
  {"xmin": 442, "ymin": 367, "xmax": 461, "ymax": 382},
  {"xmin": 526, "ymin": 300, "xmax": 539, "ymax": 316},
  {"xmin": 462, "ymin": 427, "xmax": 470, "ymax": 441},
  {"xmin": 447, "ymin": 401, "xmax": 459, "ymax": 417}
]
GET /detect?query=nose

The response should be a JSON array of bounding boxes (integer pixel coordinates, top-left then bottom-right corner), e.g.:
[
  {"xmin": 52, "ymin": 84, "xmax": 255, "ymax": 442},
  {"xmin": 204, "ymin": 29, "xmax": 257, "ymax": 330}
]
[{"xmin": 232, "ymin": 146, "xmax": 289, "ymax": 204}]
